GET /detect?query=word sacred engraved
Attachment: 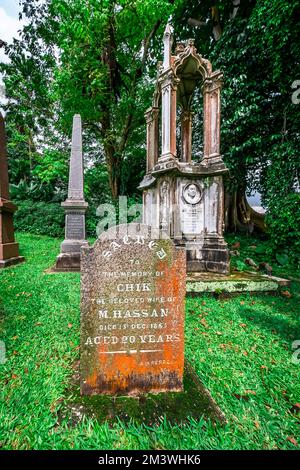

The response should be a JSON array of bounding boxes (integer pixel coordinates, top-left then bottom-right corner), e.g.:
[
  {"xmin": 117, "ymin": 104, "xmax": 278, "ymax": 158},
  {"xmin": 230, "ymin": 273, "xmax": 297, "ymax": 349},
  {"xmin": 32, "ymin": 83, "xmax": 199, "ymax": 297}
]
[{"xmin": 102, "ymin": 235, "xmax": 167, "ymax": 261}]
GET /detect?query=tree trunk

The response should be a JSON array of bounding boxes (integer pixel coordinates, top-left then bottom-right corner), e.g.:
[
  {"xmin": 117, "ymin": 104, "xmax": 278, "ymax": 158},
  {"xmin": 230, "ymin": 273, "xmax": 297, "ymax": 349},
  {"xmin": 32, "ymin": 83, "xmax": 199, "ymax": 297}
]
[
  {"xmin": 225, "ymin": 189, "xmax": 266, "ymax": 234},
  {"xmin": 103, "ymin": 142, "xmax": 121, "ymax": 200}
]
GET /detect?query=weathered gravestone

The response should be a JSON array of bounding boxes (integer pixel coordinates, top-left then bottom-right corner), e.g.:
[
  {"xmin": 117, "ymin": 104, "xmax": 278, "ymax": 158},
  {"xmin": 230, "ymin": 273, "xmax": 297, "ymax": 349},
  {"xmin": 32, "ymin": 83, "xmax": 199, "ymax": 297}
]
[
  {"xmin": 80, "ymin": 224, "xmax": 186, "ymax": 395},
  {"xmin": 0, "ymin": 112, "xmax": 24, "ymax": 268}
]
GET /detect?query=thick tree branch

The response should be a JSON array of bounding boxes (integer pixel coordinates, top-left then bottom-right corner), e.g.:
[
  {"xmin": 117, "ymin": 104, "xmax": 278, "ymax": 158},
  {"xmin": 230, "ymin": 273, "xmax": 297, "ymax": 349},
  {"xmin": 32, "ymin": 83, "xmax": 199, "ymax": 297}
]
[{"xmin": 118, "ymin": 19, "xmax": 162, "ymax": 155}]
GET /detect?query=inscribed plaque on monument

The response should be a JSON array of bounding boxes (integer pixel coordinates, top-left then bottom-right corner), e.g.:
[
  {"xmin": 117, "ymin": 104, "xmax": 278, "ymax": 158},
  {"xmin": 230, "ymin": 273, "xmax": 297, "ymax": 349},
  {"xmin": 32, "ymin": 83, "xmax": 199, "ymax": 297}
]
[
  {"xmin": 66, "ymin": 213, "xmax": 85, "ymax": 239},
  {"xmin": 80, "ymin": 224, "xmax": 186, "ymax": 395},
  {"xmin": 180, "ymin": 182, "xmax": 204, "ymax": 236}
]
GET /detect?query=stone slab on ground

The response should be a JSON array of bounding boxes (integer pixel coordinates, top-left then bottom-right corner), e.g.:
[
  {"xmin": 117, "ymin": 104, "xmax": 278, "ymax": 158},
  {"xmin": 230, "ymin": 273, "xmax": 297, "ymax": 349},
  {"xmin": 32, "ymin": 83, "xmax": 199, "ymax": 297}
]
[
  {"xmin": 60, "ymin": 361, "xmax": 226, "ymax": 426},
  {"xmin": 187, "ymin": 270, "xmax": 290, "ymax": 294}
]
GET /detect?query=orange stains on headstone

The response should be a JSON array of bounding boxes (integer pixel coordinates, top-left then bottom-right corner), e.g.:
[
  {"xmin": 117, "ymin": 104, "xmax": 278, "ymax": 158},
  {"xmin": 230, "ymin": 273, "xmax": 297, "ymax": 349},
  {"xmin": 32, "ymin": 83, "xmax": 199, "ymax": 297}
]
[{"xmin": 80, "ymin": 224, "xmax": 186, "ymax": 395}]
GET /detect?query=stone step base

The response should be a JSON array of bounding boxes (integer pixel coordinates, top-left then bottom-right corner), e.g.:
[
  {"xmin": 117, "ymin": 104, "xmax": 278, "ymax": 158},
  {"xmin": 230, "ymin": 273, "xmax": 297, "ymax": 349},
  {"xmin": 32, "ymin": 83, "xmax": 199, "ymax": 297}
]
[
  {"xmin": 187, "ymin": 270, "xmax": 290, "ymax": 294},
  {"xmin": 50, "ymin": 253, "xmax": 81, "ymax": 272},
  {"xmin": 0, "ymin": 256, "xmax": 25, "ymax": 269}
]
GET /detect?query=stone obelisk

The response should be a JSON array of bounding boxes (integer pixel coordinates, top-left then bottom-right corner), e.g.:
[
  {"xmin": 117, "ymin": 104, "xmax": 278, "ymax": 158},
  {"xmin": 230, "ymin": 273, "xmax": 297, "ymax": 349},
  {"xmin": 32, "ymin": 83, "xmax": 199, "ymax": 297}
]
[
  {"xmin": 54, "ymin": 114, "xmax": 88, "ymax": 271},
  {"xmin": 0, "ymin": 112, "xmax": 24, "ymax": 268}
]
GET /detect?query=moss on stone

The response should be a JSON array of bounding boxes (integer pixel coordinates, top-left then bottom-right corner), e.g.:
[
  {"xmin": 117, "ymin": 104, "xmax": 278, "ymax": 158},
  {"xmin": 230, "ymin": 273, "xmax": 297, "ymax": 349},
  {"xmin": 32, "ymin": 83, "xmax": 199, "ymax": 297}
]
[{"xmin": 64, "ymin": 362, "xmax": 226, "ymax": 426}]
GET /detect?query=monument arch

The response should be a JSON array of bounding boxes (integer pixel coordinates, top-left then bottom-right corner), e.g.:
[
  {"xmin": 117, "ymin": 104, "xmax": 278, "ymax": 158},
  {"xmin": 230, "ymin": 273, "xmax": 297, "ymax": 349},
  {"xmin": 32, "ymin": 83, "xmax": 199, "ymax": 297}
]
[{"xmin": 139, "ymin": 25, "xmax": 229, "ymax": 274}]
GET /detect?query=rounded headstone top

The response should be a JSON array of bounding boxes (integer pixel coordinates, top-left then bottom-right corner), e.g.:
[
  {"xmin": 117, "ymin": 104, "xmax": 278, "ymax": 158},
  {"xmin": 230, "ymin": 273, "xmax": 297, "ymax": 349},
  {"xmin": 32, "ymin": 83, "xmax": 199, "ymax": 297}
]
[{"xmin": 95, "ymin": 223, "xmax": 171, "ymax": 246}]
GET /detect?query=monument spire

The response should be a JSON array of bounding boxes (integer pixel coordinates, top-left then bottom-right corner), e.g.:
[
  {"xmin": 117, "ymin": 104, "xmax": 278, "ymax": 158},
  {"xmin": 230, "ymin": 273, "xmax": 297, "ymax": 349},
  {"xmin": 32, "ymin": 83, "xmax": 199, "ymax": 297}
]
[
  {"xmin": 163, "ymin": 23, "xmax": 173, "ymax": 70},
  {"xmin": 54, "ymin": 114, "xmax": 88, "ymax": 272},
  {"xmin": 67, "ymin": 114, "xmax": 84, "ymax": 200}
]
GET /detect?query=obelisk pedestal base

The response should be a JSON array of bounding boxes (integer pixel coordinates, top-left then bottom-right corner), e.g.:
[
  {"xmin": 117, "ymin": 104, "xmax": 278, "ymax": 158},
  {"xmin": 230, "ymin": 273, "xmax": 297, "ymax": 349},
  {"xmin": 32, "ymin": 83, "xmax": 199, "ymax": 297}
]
[
  {"xmin": 54, "ymin": 252, "xmax": 81, "ymax": 272},
  {"xmin": 51, "ymin": 197, "xmax": 89, "ymax": 272},
  {"xmin": 53, "ymin": 238, "xmax": 88, "ymax": 272}
]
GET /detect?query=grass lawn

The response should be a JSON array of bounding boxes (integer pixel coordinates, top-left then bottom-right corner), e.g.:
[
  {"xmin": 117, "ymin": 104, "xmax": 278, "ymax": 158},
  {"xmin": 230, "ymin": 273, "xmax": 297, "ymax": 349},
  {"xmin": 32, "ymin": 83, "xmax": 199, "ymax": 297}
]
[{"xmin": 0, "ymin": 233, "xmax": 299, "ymax": 450}]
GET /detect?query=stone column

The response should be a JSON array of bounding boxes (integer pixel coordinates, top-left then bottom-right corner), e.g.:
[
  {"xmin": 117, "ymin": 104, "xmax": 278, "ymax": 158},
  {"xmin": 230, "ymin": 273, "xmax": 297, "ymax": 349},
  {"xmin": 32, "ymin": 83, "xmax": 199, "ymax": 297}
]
[
  {"xmin": 0, "ymin": 113, "xmax": 24, "ymax": 268},
  {"xmin": 181, "ymin": 110, "xmax": 193, "ymax": 163},
  {"xmin": 159, "ymin": 72, "xmax": 178, "ymax": 163},
  {"xmin": 145, "ymin": 107, "xmax": 159, "ymax": 173},
  {"xmin": 158, "ymin": 24, "xmax": 178, "ymax": 163},
  {"xmin": 202, "ymin": 71, "xmax": 223, "ymax": 166},
  {"xmin": 54, "ymin": 114, "xmax": 88, "ymax": 271}
]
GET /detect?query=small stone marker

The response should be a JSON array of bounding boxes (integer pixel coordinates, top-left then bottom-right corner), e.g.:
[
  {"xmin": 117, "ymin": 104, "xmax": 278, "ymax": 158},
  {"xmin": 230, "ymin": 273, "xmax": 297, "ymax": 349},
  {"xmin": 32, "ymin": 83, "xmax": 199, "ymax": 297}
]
[
  {"xmin": 80, "ymin": 224, "xmax": 186, "ymax": 395},
  {"xmin": 54, "ymin": 114, "xmax": 88, "ymax": 271}
]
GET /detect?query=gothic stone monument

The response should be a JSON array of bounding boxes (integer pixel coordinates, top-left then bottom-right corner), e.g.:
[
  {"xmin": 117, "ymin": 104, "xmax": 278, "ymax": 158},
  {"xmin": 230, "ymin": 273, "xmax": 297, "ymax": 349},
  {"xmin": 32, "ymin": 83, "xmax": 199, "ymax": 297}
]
[
  {"xmin": 0, "ymin": 113, "xmax": 24, "ymax": 268},
  {"xmin": 55, "ymin": 114, "xmax": 88, "ymax": 271},
  {"xmin": 80, "ymin": 224, "xmax": 186, "ymax": 395},
  {"xmin": 139, "ymin": 25, "xmax": 229, "ymax": 274}
]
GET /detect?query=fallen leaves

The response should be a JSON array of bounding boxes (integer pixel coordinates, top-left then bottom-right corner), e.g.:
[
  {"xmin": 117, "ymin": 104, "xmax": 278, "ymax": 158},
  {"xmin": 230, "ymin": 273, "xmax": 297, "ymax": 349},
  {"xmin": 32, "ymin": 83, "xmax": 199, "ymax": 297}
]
[
  {"xmin": 233, "ymin": 390, "xmax": 257, "ymax": 401},
  {"xmin": 231, "ymin": 242, "xmax": 240, "ymax": 249},
  {"xmin": 286, "ymin": 436, "xmax": 298, "ymax": 447},
  {"xmin": 200, "ymin": 318, "xmax": 208, "ymax": 328},
  {"xmin": 290, "ymin": 403, "xmax": 300, "ymax": 415},
  {"xmin": 245, "ymin": 258, "xmax": 259, "ymax": 270},
  {"xmin": 16, "ymin": 292, "xmax": 32, "ymax": 298},
  {"xmin": 232, "ymin": 394, "xmax": 249, "ymax": 401}
]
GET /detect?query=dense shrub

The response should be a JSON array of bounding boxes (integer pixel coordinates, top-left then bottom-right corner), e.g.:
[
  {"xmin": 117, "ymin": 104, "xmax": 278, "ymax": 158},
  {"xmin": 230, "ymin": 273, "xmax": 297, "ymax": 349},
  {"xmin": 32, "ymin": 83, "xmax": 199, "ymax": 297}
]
[
  {"xmin": 266, "ymin": 193, "xmax": 300, "ymax": 266},
  {"xmin": 14, "ymin": 201, "xmax": 102, "ymax": 238},
  {"xmin": 14, "ymin": 201, "xmax": 65, "ymax": 238},
  {"xmin": 13, "ymin": 197, "xmax": 143, "ymax": 239}
]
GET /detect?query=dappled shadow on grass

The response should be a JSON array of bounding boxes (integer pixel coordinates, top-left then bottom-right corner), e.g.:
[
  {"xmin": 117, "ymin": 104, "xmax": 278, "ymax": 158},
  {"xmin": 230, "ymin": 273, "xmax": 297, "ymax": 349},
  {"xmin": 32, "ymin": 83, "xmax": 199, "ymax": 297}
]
[
  {"xmin": 59, "ymin": 361, "xmax": 226, "ymax": 428},
  {"xmin": 235, "ymin": 298, "xmax": 299, "ymax": 343}
]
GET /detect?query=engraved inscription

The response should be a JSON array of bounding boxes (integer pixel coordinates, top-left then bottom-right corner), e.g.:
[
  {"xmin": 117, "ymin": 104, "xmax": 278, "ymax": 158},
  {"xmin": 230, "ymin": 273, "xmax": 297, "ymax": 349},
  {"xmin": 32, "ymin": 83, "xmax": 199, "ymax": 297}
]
[
  {"xmin": 180, "ymin": 182, "xmax": 204, "ymax": 235},
  {"xmin": 66, "ymin": 213, "xmax": 84, "ymax": 239},
  {"xmin": 80, "ymin": 224, "xmax": 186, "ymax": 395}
]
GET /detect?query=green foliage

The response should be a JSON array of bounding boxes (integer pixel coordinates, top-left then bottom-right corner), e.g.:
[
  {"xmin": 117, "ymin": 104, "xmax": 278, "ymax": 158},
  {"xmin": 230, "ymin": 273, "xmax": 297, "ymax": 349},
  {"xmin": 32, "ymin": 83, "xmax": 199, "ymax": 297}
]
[
  {"xmin": 14, "ymin": 201, "xmax": 65, "ymax": 237},
  {"xmin": 175, "ymin": 0, "xmax": 300, "ymax": 257},
  {"xmin": 266, "ymin": 193, "xmax": 300, "ymax": 265},
  {"xmin": 84, "ymin": 164, "xmax": 111, "ymax": 204},
  {"xmin": 32, "ymin": 148, "xmax": 68, "ymax": 185},
  {"xmin": 1, "ymin": 0, "xmax": 300, "ymax": 256},
  {"xmin": 10, "ymin": 179, "xmax": 66, "ymax": 203},
  {"xmin": 13, "ymin": 197, "xmax": 144, "ymax": 239},
  {"xmin": 235, "ymin": 260, "xmax": 248, "ymax": 272},
  {"xmin": 13, "ymin": 200, "xmax": 104, "ymax": 238}
]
